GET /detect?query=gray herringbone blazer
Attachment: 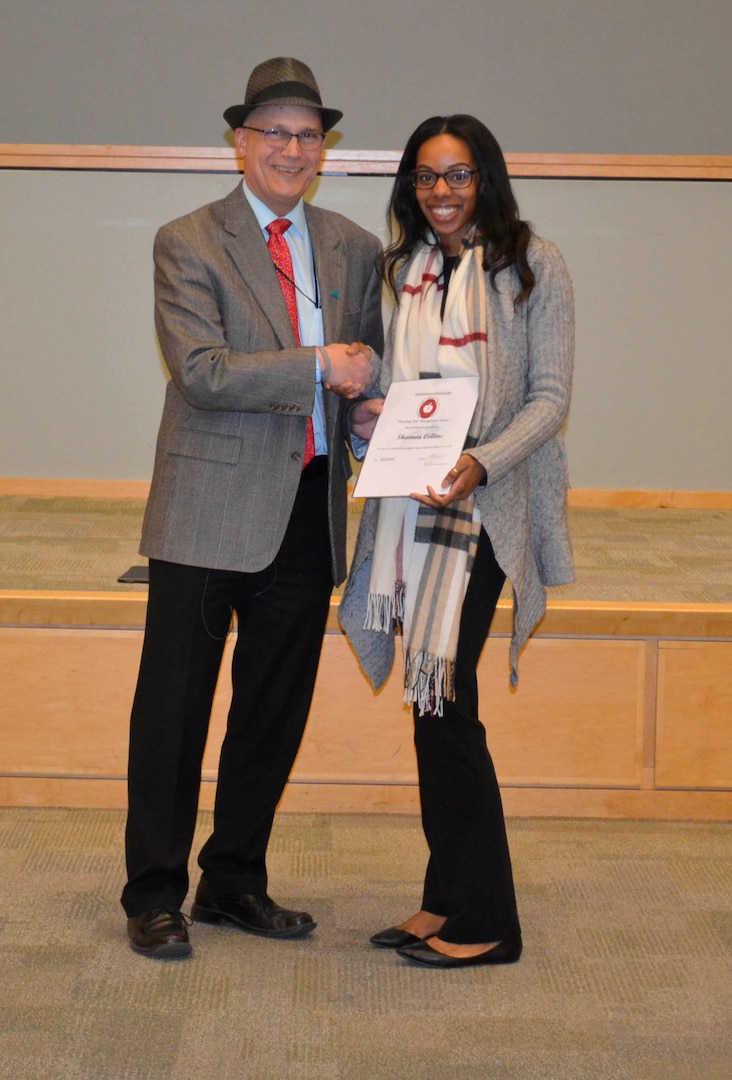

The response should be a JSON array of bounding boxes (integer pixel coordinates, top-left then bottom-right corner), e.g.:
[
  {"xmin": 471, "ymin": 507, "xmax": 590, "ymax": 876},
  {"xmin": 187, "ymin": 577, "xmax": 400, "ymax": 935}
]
[{"xmin": 140, "ymin": 182, "xmax": 384, "ymax": 585}]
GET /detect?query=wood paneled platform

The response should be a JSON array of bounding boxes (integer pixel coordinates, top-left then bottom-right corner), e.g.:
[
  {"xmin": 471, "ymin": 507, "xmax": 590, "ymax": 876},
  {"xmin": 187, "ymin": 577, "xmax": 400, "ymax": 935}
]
[{"xmin": 1, "ymin": 588, "xmax": 730, "ymax": 820}]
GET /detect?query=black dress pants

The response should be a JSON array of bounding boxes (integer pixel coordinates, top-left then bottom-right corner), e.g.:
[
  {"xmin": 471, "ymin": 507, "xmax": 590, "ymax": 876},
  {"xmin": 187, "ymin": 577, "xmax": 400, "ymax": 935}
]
[
  {"xmin": 415, "ymin": 527, "xmax": 522, "ymax": 944},
  {"xmin": 121, "ymin": 464, "xmax": 332, "ymax": 917}
]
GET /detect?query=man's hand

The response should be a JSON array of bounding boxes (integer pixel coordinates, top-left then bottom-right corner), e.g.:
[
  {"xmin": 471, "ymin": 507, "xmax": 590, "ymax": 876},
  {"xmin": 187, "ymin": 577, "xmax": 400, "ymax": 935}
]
[
  {"xmin": 318, "ymin": 343, "xmax": 373, "ymax": 399},
  {"xmin": 350, "ymin": 397, "xmax": 384, "ymax": 441},
  {"xmin": 410, "ymin": 453, "xmax": 486, "ymax": 509}
]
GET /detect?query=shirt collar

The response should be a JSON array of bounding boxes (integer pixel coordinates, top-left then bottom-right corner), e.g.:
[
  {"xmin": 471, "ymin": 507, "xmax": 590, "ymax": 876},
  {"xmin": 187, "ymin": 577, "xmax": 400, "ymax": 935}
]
[{"xmin": 242, "ymin": 179, "xmax": 307, "ymax": 239}]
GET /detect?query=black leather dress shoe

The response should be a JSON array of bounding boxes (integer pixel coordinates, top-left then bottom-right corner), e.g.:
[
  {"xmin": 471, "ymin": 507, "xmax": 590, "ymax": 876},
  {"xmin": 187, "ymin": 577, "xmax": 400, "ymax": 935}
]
[
  {"xmin": 397, "ymin": 938, "xmax": 522, "ymax": 968},
  {"xmin": 369, "ymin": 926, "xmax": 423, "ymax": 948},
  {"xmin": 191, "ymin": 879, "xmax": 316, "ymax": 939},
  {"xmin": 127, "ymin": 908, "xmax": 192, "ymax": 959}
]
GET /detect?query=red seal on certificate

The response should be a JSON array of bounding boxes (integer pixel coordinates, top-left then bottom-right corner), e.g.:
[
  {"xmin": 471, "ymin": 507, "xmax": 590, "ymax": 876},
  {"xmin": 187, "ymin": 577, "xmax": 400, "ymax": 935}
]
[{"xmin": 419, "ymin": 398, "xmax": 438, "ymax": 418}]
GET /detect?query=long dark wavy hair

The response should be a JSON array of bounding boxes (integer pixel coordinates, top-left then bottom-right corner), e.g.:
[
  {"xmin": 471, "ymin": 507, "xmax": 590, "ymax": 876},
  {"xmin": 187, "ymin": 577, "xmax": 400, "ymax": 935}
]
[{"xmin": 382, "ymin": 114, "xmax": 535, "ymax": 306}]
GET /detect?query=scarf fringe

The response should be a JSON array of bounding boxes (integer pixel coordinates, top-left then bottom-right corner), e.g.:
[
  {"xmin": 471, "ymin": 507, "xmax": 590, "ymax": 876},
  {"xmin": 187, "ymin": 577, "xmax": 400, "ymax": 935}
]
[
  {"xmin": 404, "ymin": 648, "xmax": 456, "ymax": 718},
  {"xmin": 365, "ymin": 591, "xmax": 394, "ymax": 634},
  {"xmin": 364, "ymin": 581, "xmax": 406, "ymax": 634}
]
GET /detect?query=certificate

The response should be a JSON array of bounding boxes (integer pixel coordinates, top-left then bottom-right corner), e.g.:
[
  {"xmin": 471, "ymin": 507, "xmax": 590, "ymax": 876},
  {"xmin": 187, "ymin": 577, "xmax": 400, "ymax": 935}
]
[{"xmin": 353, "ymin": 377, "xmax": 480, "ymax": 498}]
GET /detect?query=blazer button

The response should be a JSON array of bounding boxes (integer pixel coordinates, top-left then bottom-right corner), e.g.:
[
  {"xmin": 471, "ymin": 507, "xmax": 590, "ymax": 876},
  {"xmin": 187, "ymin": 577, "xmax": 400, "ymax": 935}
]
[{"xmin": 291, "ymin": 451, "xmax": 302, "ymax": 462}]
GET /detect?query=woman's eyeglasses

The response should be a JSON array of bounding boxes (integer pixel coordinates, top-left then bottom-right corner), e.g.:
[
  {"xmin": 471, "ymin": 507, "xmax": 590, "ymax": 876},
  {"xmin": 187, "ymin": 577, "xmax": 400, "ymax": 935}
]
[{"xmin": 410, "ymin": 168, "xmax": 479, "ymax": 190}]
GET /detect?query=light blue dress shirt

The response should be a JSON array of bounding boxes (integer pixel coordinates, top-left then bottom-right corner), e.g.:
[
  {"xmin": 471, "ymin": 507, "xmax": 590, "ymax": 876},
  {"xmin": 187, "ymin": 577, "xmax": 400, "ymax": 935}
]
[{"xmin": 242, "ymin": 180, "xmax": 327, "ymax": 454}]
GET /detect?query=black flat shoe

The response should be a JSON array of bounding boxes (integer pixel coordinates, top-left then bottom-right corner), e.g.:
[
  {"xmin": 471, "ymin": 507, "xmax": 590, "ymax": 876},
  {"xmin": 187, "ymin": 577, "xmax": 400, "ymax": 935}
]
[
  {"xmin": 396, "ymin": 938, "xmax": 522, "ymax": 968},
  {"xmin": 369, "ymin": 926, "xmax": 423, "ymax": 949},
  {"xmin": 127, "ymin": 908, "xmax": 192, "ymax": 959},
  {"xmin": 191, "ymin": 878, "xmax": 316, "ymax": 939}
]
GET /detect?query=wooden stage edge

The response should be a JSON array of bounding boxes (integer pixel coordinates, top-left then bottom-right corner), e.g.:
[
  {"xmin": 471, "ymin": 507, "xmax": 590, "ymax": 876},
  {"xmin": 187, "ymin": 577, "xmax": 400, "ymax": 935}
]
[
  {"xmin": 0, "ymin": 778, "xmax": 730, "ymax": 823},
  {"xmin": 2, "ymin": 477, "xmax": 732, "ymax": 509},
  {"xmin": 1, "ymin": 583, "xmax": 731, "ymax": 819},
  {"xmin": 1, "ymin": 479, "xmax": 731, "ymax": 819}
]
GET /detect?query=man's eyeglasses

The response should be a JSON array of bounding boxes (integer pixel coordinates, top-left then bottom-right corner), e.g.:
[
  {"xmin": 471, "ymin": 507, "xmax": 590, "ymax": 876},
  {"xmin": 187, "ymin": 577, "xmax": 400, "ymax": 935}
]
[
  {"xmin": 242, "ymin": 126, "xmax": 325, "ymax": 150},
  {"xmin": 410, "ymin": 168, "xmax": 479, "ymax": 190}
]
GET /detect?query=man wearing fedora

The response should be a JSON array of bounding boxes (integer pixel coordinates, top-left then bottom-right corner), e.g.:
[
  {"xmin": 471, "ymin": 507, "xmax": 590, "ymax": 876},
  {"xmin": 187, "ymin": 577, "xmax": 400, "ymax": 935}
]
[{"xmin": 122, "ymin": 57, "xmax": 383, "ymax": 958}]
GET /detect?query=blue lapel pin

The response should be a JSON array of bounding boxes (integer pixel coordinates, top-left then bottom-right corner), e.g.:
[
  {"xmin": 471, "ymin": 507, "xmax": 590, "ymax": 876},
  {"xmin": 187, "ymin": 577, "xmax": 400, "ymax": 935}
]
[{"xmin": 330, "ymin": 290, "xmax": 339, "ymax": 298}]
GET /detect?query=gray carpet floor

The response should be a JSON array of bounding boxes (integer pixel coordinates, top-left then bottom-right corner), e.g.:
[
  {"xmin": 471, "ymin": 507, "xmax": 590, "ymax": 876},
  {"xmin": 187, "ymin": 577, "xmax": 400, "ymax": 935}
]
[
  {"xmin": 1, "ymin": 496, "xmax": 732, "ymax": 602},
  {"xmin": 0, "ymin": 809, "xmax": 730, "ymax": 1079}
]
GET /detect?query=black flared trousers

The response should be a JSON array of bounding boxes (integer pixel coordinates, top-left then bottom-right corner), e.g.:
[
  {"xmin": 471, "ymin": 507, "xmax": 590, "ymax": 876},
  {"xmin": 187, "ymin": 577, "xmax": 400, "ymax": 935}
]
[{"xmin": 415, "ymin": 528, "xmax": 521, "ymax": 944}]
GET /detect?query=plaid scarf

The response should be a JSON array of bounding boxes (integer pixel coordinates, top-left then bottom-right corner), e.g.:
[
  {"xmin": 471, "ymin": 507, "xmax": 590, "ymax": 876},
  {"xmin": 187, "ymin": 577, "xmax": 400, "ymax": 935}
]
[{"xmin": 365, "ymin": 235, "xmax": 488, "ymax": 715}]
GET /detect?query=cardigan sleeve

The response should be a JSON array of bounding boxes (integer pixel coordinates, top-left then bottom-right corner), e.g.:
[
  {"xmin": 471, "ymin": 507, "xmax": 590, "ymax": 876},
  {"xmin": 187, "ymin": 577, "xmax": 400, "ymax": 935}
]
[{"xmin": 468, "ymin": 239, "xmax": 575, "ymax": 485}]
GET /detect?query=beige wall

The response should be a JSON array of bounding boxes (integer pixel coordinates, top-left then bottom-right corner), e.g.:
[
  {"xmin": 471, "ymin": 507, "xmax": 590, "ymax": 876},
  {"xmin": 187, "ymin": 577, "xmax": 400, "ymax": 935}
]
[
  {"xmin": 2, "ymin": 168, "xmax": 731, "ymax": 490},
  {"xmin": 2, "ymin": 1, "xmax": 731, "ymax": 153},
  {"xmin": 3, "ymin": 2, "xmax": 731, "ymax": 490}
]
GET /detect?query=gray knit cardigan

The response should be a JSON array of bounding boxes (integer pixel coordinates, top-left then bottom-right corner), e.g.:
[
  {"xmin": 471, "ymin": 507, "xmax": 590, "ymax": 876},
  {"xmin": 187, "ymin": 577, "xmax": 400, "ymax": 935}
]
[{"xmin": 339, "ymin": 235, "xmax": 575, "ymax": 689}]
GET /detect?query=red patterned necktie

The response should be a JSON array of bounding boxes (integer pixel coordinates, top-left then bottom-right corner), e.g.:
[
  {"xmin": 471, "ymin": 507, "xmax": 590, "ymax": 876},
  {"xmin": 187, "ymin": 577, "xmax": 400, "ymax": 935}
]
[{"xmin": 266, "ymin": 218, "xmax": 316, "ymax": 468}]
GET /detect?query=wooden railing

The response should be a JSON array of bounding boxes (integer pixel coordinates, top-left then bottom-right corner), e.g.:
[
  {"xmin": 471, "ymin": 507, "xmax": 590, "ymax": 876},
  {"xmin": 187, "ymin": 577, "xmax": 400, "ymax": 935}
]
[{"xmin": 2, "ymin": 144, "xmax": 732, "ymax": 180}]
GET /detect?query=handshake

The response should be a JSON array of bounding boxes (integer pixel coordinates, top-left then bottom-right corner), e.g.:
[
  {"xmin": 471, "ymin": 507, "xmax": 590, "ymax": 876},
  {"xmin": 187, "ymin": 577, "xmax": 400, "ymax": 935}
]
[{"xmin": 316, "ymin": 342, "xmax": 374, "ymax": 400}]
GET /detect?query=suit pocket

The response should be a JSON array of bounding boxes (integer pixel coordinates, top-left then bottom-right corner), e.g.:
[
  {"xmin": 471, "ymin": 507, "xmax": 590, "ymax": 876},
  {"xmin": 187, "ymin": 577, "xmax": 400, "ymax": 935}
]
[{"xmin": 167, "ymin": 427, "xmax": 241, "ymax": 464}]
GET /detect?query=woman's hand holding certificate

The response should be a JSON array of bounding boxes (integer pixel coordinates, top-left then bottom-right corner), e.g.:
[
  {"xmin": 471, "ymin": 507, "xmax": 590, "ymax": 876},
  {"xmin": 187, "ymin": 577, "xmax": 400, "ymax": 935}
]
[
  {"xmin": 411, "ymin": 451, "xmax": 487, "ymax": 510},
  {"xmin": 352, "ymin": 377, "xmax": 479, "ymax": 499}
]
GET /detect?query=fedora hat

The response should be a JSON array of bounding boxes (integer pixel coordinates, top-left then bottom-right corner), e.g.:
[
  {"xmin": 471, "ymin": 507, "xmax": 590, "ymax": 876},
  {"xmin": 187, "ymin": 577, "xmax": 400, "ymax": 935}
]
[{"xmin": 224, "ymin": 56, "xmax": 343, "ymax": 132}]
